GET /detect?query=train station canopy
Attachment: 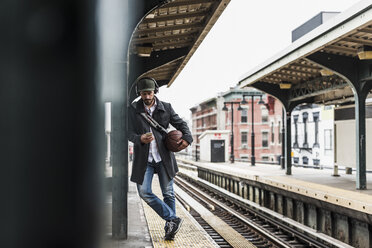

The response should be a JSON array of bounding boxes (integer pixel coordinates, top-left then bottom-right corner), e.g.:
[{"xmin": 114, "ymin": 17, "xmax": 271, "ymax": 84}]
[
  {"xmin": 129, "ymin": 0, "xmax": 230, "ymax": 88},
  {"xmin": 238, "ymin": 0, "xmax": 372, "ymax": 107}
]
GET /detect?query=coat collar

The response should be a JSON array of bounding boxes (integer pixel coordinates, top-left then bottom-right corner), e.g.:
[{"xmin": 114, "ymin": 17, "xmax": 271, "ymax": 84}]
[{"xmin": 135, "ymin": 96, "xmax": 165, "ymax": 113}]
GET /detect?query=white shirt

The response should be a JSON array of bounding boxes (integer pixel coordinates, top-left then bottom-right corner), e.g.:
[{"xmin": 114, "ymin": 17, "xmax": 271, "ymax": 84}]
[{"xmin": 144, "ymin": 100, "xmax": 162, "ymax": 163}]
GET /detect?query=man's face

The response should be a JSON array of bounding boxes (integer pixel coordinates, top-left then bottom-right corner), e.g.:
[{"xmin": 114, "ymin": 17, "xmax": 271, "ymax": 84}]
[{"xmin": 140, "ymin": 91, "xmax": 155, "ymax": 106}]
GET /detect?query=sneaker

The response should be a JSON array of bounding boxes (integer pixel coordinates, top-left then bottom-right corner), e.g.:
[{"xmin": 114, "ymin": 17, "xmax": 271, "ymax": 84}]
[
  {"xmin": 164, "ymin": 217, "xmax": 183, "ymax": 240},
  {"xmin": 164, "ymin": 220, "xmax": 170, "ymax": 233}
]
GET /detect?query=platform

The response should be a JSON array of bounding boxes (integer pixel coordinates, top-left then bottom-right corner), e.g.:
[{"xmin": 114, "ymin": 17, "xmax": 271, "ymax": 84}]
[
  {"xmin": 104, "ymin": 179, "xmax": 152, "ymax": 248},
  {"xmin": 104, "ymin": 163, "xmax": 218, "ymax": 248},
  {"xmin": 104, "ymin": 159, "xmax": 372, "ymax": 247},
  {"xmin": 177, "ymin": 158, "xmax": 372, "ymax": 215},
  {"xmin": 142, "ymin": 174, "xmax": 218, "ymax": 248}
]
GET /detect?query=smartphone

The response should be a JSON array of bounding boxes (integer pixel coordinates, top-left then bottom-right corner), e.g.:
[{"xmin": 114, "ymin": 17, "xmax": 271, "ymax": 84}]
[{"xmin": 145, "ymin": 132, "xmax": 152, "ymax": 137}]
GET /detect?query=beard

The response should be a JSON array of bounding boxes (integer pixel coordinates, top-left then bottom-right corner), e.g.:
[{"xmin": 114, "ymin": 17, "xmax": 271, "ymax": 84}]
[{"xmin": 144, "ymin": 98, "xmax": 154, "ymax": 106}]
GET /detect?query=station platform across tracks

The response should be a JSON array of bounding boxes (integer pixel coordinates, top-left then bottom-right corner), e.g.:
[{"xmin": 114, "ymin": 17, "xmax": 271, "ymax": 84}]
[{"xmin": 176, "ymin": 158, "xmax": 372, "ymax": 215}]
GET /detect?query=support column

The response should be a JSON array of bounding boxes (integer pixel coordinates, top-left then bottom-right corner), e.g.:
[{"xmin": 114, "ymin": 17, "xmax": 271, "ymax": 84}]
[
  {"xmin": 111, "ymin": 63, "xmax": 129, "ymax": 239},
  {"xmin": 333, "ymin": 123, "xmax": 340, "ymax": 177},
  {"xmin": 1, "ymin": 1, "xmax": 103, "ymax": 247},
  {"xmin": 276, "ymin": 195, "xmax": 284, "ymax": 215},
  {"xmin": 105, "ymin": 0, "xmax": 170, "ymax": 239},
  {"xmin": 100, "ymin": 0, "xmax": 132, "ymax": 238},
  {"xmin": 306, "ymin": 204, "xmax": 317, "ymax": 229},
  {"xmin": 251, "ymin": 95, "xmax": 256, "ymax": 166},
  {"xmin": 355, "ymin": 93, "xmax": 367, "ymax": 189},
  {"xmin": 281, "ymin": 108, "xmax": 285, "ymax": 169},
  {"xmin": 285, "ymin": 111, "xmax": 292, "ymax": 175},
  {"xmin": 306, "ymin": 53, "xmax": 370, "ymax": 189}
]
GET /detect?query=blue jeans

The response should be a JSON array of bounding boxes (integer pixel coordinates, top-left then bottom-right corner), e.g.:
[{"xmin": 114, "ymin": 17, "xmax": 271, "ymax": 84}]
[{"xmin": 137, "ymin": 161, "xmax": 177, "ymax": 221}]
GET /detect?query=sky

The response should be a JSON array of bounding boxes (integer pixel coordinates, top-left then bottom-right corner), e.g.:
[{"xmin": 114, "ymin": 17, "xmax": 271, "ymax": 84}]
[{"xmin": 156, "ymin": 0, "xmax": 358, "ymax": 120}]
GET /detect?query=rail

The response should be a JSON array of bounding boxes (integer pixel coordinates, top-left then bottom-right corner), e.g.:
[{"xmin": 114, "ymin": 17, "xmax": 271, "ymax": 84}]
[{"xmin": 175, "ymin": 174, "xmax": 351, "ymax": 248}]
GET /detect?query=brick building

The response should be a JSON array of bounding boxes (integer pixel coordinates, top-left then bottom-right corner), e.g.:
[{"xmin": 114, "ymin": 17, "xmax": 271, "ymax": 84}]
[
  {"xmin": 190, "ymin": 87, "xmax": 283, "ymax": 163},
  {"xmin": 189, "ymin": 97, "xmax": 220, "ymax": 159}
]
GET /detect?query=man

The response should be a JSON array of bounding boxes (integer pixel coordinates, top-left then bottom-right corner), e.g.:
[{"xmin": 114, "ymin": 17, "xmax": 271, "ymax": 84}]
[{"xmin": 128, "ymin": 77, "xmax": 193, "ymax": 240}]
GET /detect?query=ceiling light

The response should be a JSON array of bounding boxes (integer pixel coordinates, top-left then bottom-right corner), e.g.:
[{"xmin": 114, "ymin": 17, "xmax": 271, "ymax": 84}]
[
  {"xmin": 145, "ymin": 13, "xmax": 155, "ymax": 19},
  {"xmin": 320, "ymin": 69, "xmax": 334, "ymax": 76},
  {"xmin": 136, "ymin": 43, "xmax": 152, "ymax": 57},
  {"xmin": 357, "ymin": 45, "xmax": 372, "ymax": 60},
  {"xmin": 279, "ymin": 82, "xmax": 292, "ymax": 89}
]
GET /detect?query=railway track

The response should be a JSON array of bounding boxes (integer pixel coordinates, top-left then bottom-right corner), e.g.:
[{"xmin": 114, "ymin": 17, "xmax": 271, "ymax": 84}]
[{"xmin": 175, "ymin": 175, "xmax": 341, "ymax": 248}]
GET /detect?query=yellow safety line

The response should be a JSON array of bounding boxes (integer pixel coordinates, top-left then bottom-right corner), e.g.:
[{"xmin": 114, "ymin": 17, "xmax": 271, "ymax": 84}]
[{"xmin": 141, "ymin": 175, "xmax": 218, "ymax": 248}]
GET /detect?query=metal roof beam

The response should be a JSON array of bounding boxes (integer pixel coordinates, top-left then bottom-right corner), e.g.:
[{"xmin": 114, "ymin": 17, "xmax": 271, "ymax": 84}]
[
  {"xmin": 289, "ymin": 63, "xmax": 321, "ymax": 71},
  {"xmin": 153, "ymin": 40, "xmax": 193, "ymax": 50},
  {"xmin": 272, "ymin": 71, "xmax": 309, "ymax": 81},
  {"xmin": 343, "ymin": 36, "xmax": 372, "ymax": 47},
  {"xmin": 326, "ymin": 45, "xmax": 357, "ymax": 54},
  {"xmin": 290, "ymin": 76, "xmax": 348, "ymax": 101},
  {"xmin": 141, "ymin": 9, "xmax": 209, "ymax": 24},
  {"xmin": 282, "ymin": 67, "xmax": 319, "ymax": 76},
  {"xmin": 164, "ymin": 0, "xmax": 216, "ymax": 8},
  {"xmin": 135, "ymin": 22, "xmax": 204, "ymax": 35},
  {"xmin": 132, "ymin": 31, "xmax": 198, "ymax": 44}
]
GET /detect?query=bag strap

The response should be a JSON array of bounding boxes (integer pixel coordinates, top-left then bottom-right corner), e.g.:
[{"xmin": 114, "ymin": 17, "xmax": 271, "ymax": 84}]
[
  {"xmin": 140, "ymin": 112, "xmax": 168, "ymax": 134},
  {"xmin": 131, "ymin": 100, "xmax": 168, "ymax": 134}
]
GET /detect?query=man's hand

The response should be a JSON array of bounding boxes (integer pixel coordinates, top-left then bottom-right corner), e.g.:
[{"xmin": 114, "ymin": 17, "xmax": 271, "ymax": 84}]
[
  {"xmin": 176, "ymin": 139, "xmax": 189, "ymax": 150},
  {"xmin": 140, "ymin": 133, "xmax": 154, "ymax": 144}
]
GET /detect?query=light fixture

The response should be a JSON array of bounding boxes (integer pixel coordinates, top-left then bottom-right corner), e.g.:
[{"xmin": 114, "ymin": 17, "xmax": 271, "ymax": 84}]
[
  {"xmin": 258, "ymin": 95, "xmax": 265, "ymax": 105},
  {"xmin": 237, "ymin": 103, "xmax": 243, "ymax": 111},
  {"xmin": 145, "ymin": 13, "xmax": 155, "ymax": 19},
  {"xmin": 136, "ymin": 43, "xmax": 152, "ymax": 57},
  {"xmin": 357, "ymin": 45, "xmax": 372, "ymax": 60},
  {"xmin": 222, "ymin": 103, "xmax": 228, "ymax": 111},
  {"xmin": 279, "ymin": 82, "xmax": 292, "ymax": 89},
  {"xmin": 320, "ymin": 69, "xmax": 334, "ymax": 76}
]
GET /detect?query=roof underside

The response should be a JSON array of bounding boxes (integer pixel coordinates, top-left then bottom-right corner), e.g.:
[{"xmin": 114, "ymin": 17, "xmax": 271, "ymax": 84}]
[
  {"xmin": 130, "ymin": 0, "xmax": 230, "ymax": 87},
  {"xmin": 239, "ymin": 2, "xmax": 372, "ymax": 106}
]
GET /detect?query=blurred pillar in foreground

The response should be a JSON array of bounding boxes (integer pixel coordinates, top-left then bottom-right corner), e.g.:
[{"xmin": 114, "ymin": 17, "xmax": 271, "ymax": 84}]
[{"xmin": 0, "ymin": 0, "xmax": 104, "ymax": 247}]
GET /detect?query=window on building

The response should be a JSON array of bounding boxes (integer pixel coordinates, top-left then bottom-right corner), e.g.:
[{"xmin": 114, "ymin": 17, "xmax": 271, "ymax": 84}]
[
  {"xmin": 324, "ymin": 129, "xmax": 332, "ymax": 150},
  {"xmin": 302, "ymin": 156, "xmax": 309, "ymax": 165},
  {"xmin": 261, "ymin": 107, "xmax": 268, "ymax": 123},
  {"xmin": 293, "ymin": 115, "xmax": 299, "ymax": 148},
  {"xmin": 271, "ymin": 122, "xmax": 274, "ymax": 143},
  {"xmin": 313, "ymin": 159, "xmax": 320, "ymax": 166},
  {"xmin": 262, "ymin": 131, "xmax": 269, "ymax": 147},
  {"xmin": 241, "ymin": 109, "xmax": 247, "ymax": 123},
  {"xmin": 302, "ymin": 112, "xmax": 308, "ymax": 148},
  {"xmin": 313, "ymin": 112, "xmax": 320, "ymax": 148},
  {"xmin": 197, "ymin": 119, "xmax": 202, "ymax": 128},
  {"xmin": 278, "ymin": 121, "xmax": 282, "ymax": 144},
  {"xmin": 241, "ymin": 131, "xmax": 248, "ymax": 146},
  {"xmin": 211, "ymin": 115, "xmax": 216, "ymax": 126},
  {"xmin": 262, "ymin": 156, "xmax": 269, "ymax": 161},
  {"xmin": 293, "ymin": 157, "xmax": 299, "ymax": 163},
  {"xmin": 240, "ymin": 156, "xmax": 248, "ymax": 161}
]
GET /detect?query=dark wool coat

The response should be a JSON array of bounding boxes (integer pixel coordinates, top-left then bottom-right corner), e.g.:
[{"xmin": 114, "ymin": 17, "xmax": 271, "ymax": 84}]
[{"xmin": 128, "ymin": 97, "xmax": 193, "ymax": 185}]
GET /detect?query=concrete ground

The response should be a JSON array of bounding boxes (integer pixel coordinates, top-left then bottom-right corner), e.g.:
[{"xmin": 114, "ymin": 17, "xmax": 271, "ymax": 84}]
[{"xmin": 104, "ymin": 163, "xmax": 152, "ymax": 248}]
